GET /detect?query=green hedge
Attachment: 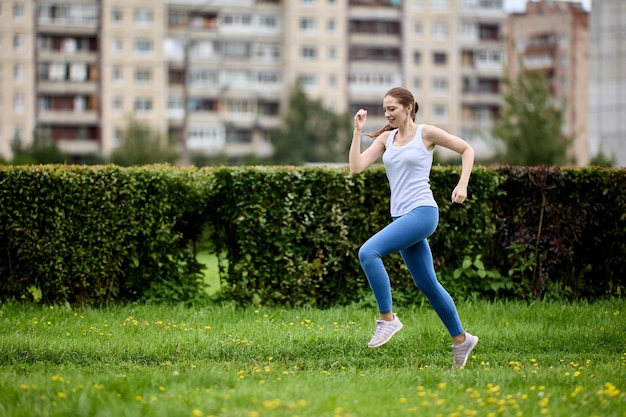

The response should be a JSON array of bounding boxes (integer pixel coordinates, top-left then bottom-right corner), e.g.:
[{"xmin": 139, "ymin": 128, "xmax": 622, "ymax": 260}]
[
  {"xmin": 1, "ymin": 164, "xmax": 624, "ymax": 306},
  {"xmin": 0, "ymin": 165, "xmax": 208, "ymax": 305}
]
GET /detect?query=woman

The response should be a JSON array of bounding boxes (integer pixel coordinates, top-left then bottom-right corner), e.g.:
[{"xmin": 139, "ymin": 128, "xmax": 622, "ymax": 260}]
[{"xmin": 349, "ymin": 87, "xmax": 478, "ymax": 369}]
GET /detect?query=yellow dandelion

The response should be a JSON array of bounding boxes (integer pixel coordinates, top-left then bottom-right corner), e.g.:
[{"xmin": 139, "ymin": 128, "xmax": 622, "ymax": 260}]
[
  {"xmin": 192, "ymin": 409, "xmax": 203, "ymax": 417},
  {"xmin": 57, "ymin": 392, "xmax": 66, "ymax": 399}
]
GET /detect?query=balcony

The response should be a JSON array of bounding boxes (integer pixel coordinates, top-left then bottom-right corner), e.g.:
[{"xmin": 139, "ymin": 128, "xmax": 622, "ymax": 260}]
[
  {"xmin": 57, "ymin": 139, "xmax": 100, "ymax": 155},
  {"xmin": 39, "ymin": 110, "xmax": 99, "ymax": 125},
  {"xmin": 38, "ymin": 80, "xmax": 98, "ymax": 95}
]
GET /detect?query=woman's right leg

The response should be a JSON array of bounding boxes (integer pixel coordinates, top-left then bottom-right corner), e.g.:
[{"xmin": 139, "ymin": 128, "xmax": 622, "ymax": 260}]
[{"xmin": 358, "ymin": 207, "xmax": 438, "ymax": 314}]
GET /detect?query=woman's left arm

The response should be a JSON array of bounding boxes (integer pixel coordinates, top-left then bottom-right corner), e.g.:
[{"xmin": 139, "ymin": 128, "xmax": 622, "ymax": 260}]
[{"xmin": 422, "ymin": 124, "xmax": 475, "ymax": 204}]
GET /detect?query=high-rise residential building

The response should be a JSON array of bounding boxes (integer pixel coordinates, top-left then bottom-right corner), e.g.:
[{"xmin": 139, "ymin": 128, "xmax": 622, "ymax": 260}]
[
  {"xmin": 505, "ymin": 0, "xmax": 589, "ymax": 166},
  {"xmin": 588, "ymin": 0, "xmax": 626, "ymax": 167},
  {"xmin": 0, "ymin": 0, "xmax": 507, "ymax": 163}
]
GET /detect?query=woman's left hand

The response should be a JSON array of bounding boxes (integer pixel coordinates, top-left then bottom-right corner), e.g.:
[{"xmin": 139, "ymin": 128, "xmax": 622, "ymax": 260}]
[{"xmin": 451, "ymin": 184, "xmax": 468, "ymax": 204}]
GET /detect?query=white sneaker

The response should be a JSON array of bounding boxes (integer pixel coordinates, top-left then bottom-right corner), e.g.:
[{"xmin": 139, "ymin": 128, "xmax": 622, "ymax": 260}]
[
  {"xmin": 367, "ymin": 314, "xmax": 403, "ymax": 348},
  {"xmin": 453, "ymin": 332, "xmax": 478, "ymax": 369}
]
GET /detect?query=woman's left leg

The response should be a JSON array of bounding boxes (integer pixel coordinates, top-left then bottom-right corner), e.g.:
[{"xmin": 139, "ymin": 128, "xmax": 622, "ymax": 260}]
[{"xmin": 400, "ymin": 238, "xmax": 464, "ymax": 338}]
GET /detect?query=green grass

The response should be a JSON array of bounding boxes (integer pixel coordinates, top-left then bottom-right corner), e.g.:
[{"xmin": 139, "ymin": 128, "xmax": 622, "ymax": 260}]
[{"xmin": 0, "ymin": 300, "xmax": 624, "ymax": 417}]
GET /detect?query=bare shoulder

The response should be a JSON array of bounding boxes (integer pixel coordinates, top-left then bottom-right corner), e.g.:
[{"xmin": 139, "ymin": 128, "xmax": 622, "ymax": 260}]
[{"xmin": 421, "ymin": 124, "xmax": 470, "ymax": 153}]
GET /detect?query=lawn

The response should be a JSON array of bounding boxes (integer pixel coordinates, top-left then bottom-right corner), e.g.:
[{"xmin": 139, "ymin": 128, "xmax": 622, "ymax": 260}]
[{"xmin": 0, "ymin": 300, "xmax": 624, "ymax": 417}]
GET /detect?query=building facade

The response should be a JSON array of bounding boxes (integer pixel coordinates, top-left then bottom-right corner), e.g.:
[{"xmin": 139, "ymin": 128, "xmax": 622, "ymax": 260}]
[
  {"xmin": 505, "ymin": 0, "xmax": 589, "ymax": 166},
  {"xmin": 0, "ymin": 0, "xmax": 507, "ymax": 163},
  {"xmin": 588, "ymin": 0, "xmax": 626, "ymax": 167}
]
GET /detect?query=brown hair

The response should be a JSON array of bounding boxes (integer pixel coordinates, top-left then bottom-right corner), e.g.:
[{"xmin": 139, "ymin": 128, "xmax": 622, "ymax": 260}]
[{"xmin": 365, "ymin": 87, "xmax": 419, "ymax": 138}]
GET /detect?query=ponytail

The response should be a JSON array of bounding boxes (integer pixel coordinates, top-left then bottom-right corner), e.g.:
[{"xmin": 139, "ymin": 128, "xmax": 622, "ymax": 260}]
[{"xmin": 365, "ymin": 124, "xmax": 393, "ymax": 139}]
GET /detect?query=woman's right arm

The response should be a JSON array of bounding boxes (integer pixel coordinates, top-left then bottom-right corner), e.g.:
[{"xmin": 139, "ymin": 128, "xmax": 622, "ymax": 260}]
[{"xmin": 349, "ymin": 109, "xmax": 385, "ymax": 174}]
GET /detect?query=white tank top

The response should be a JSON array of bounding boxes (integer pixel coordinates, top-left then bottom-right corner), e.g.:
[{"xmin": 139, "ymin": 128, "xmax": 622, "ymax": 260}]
[{"xmin": 382, "ymin": 125, "xmax": 438, "ymax": 217}]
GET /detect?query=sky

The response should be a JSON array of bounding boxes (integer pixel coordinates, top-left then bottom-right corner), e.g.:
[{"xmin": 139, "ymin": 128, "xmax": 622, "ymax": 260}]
[{"xmin": 504, "ymin": 0, "xmax": 591, "ymax": 12}]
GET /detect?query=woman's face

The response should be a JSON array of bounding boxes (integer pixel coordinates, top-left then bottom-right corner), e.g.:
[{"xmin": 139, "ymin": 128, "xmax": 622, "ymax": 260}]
[{"xmin": 383, "ymin": 95, "xmax": 410, "ymax": 128}]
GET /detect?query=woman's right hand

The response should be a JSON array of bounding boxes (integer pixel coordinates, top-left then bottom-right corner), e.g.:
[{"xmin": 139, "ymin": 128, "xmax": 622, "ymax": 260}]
[{"xmin": 354, "ymin": 109, "xmax": 367, "ymax": 131}]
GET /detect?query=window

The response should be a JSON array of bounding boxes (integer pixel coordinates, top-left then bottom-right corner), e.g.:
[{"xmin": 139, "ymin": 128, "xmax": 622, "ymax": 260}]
[
  {"xmin": 412, "ymin": 0, "xmax": 423, "ymax": 10},
  {"xmin": 188, "ymin": 127, "xmax": 224, "ymax": 150},
  {"xmin": 460, "ymin": 22, "xmax": 475, "ymax": 40},
  {"xmin": 134, "ymin": 9, "xmax": 153, "ymax": 25},
  {"xmin": 13, "ymin": 93, "xmax": 25, "ymax": 113},
  {"xmin": 13, "ymin": 34, "xmax": 25, "ymax": 52},
  {"xmin": 168, "ymin": 11, "xmax": 184, "ymax": 27},
  {"xmin": 302, "ymin": 47, "xmax": 317, "ymax": 60},
  {"xmin": 432, "ymin": 0, "xmax": 449, "ymax": 12},
  {"xmin": 113, "ymin": 97, "xmax": 123, "ymax": 113},
  {"xmin": 113, "ymin": 67, "xmax": 123, "ymax": 83},
  {"xmin": 414, "ymin": 22, "xmax": 423, "ymax": 37},
  {"xmin": 135, "ymin": 68, "xmax": 152, "ymax": 83},
  {"xmin": 255, "ymin": 43, "xmax": 280, "ymax": 60},
  {"xmin": 189, "ymin": 69, "xmax": 219, "ymax": 87},
  {"xmin": 70, "ymin": 63, "xmax": 87, "ymax": 81},
  {"xmin": 112, "ymin": 9, "xmax": 122, "ymax": 23},
  {"xmin": 226, "ymin": 128, "xmax": 252, "ymax": 144},
  {"xmin": 134, "ymin": 98, "xmax": 152, "ymax": 113},
  {"xmin": 475, "ymin": 107, "xmax": 490, "ymax": 123},
  {"xmin": 328, "ymin": 46, "xmax": 337, "ymax": 60},
  {"xmin": 328, "ymin": 19, "xmax": 336, "ymax": 32},
  {"xmin": 413, "ymin": 77, "xmax": 422, "ymax": 94},
  {"xmin": 114, "ymin": 128, "xmax": 123, "ymax": 147},
  {"xmin": 259, "ymin": 15, "xmax": 278, "ymax": 28},
  {"xmin": 414, "ymin": 51, "xmax": 422, "ymax": 65},
  {"xmin": 300, "ymin": 18, "xmax": 316, "ymax": 32},
  {"xmin": 134, "ymin": 39, "xmax": 153, "ymax": 55},
  {"xmin": 13, "ymin": 3, "xmax": 24, "ymax": 21},
  {"xmin": 223, "ymin": 42, "xmax": 249, "ymax": 58},
  {"xmin": 433, "ymin": 104, "xmax": 448, "ymax": 121},
  {"xmin": 257, "ymin": 71, "xmax": 280, "ymax": 85},
  {"xmin": 13, "ymin": 65, "xmax": 25, "ymax": 82},
  {"xmin": 299, "ymin": 75, "xmax": 316, "ymax": 89},
  {"xmin": 167, "ymin": 96, "xmax": 183, "ymax": 111},
  {"xmin": 433, "ymin": 23, "xmax": 448, "ymax": 40},
  {"xmin": 432, "ymin": 77, "xmax": 448, "ymax": 93},
  {"xmin": 433, "ymin": 52, "xmax": 447, "ymax": 65},
  {"xmin": 112, "ymin": 38, "xmax": 123, "ymax": 54}
]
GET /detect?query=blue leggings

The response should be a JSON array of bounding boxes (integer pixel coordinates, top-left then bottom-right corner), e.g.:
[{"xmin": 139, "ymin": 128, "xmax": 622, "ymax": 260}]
[{"xmin": 358, "ymin": 206, "xmax": 464, "ymax": 337}]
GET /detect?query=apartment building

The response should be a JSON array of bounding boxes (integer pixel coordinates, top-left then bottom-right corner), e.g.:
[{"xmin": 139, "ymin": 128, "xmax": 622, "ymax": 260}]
[
  {"xmin": 588, "ymin": 0, "xmax": 626, "ymax": 167},
  {"xmin": 505, "ymin": 0, "xmax": 589, "ymax": 166},
  {"xmin": 0, "ymin": 0, "xmax": 507, "ymax": 162},
  {"xmin": 0, "ymin": 1, "xmax": 37, "ymax": 157}
]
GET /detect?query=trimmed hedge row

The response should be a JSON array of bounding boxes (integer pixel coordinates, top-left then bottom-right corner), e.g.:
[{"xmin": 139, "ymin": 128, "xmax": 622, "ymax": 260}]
[
  {"xmin": 0, "ymin": 165, "xmax": 208, "ymax": 305},
  {"xmin": 1, "ymin": 164, "xmax": 624, "ymax": 306}
]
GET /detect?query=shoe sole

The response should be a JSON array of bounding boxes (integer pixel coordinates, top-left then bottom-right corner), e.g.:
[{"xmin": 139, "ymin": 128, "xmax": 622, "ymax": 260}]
[
  {"xmin": 454, "ymin": 336, "xmax": 478, "ymax": 369},
  {"xmin": 367, "ymin": 323, "xmax": 404, "ymax": 348}
]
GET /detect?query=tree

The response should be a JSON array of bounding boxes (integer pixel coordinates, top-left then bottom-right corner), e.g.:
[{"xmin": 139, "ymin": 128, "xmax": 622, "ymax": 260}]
[
  {"xmin": 270, "ymin": 83, "xmax": 352, "ymax": 165},
  {"xmin": 8, "ymin": 131, "xmax": 67, "ymax": 165},
  {"xmin": 110, "ymin": 118, "xmax": 178, "ymax": 166},
  {"xmin": 491, "ymin": 68, "xmax": 571, "ymax": 166}
]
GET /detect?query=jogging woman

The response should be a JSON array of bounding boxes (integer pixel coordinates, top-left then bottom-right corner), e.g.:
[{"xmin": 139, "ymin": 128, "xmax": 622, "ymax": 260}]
[{"xmin": 349, "ymin": 87, "xmax": 478, "ymax": 369}]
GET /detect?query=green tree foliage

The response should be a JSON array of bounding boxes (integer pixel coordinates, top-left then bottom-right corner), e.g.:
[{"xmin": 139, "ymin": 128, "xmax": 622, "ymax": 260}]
[
  {"xmin": 589, "ymin": 147, "xmax": 616, "ymax": 167},
  {"xmin": 271, "ymin": 83, "xmax": 352, "ymax": 165},
  {"xmin": 6, "ymin": 132, "xmax": 67, "ymax": 165},
  {"xmin": 110, "ymin": 119, "xmax": 179, "ymax": 166},
  {"xmin": 491, "ymin": 68, "xmax": 571, "ymax": 166}
]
